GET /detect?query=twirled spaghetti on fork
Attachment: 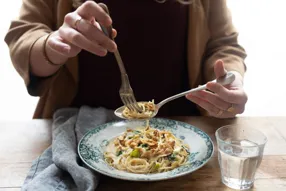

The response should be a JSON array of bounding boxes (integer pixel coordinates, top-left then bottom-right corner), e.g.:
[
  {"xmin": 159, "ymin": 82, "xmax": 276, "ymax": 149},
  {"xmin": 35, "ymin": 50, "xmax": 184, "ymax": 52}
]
[{"xmin": 122, "ymin": 100, "xmax": 156, "ymax": 119}]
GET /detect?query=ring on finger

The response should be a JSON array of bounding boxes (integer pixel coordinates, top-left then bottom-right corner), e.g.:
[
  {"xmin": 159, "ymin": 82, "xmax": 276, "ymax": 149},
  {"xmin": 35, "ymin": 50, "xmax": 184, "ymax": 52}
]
[
  {"xmin": 216, "ymin": 109, "xmax": 224, "ymax": 117},
  {"xmin": 227, "ymin": 104, "xmax": 235, "ymax": 113},
  {"xmin": 74, "ymin": 17, "xmax": 83, "ymax": 31}
]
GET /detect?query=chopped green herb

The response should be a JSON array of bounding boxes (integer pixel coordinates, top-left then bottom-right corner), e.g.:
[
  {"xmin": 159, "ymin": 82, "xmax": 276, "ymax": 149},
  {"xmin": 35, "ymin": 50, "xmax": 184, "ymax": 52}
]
[
  {"xmin": 142, "ymin": 143, "xmax": 149, "ymax": 148},
  {"xmin": 116, "ymin": 150, "xmax": 123, "ymax": 156},
  {"xmin": 168, "ymin": 153, "xmax": 177, "ymax": 161},
  {"xmin": 134, "ymin": 130, "xmax": 141, "ymax": 134}
]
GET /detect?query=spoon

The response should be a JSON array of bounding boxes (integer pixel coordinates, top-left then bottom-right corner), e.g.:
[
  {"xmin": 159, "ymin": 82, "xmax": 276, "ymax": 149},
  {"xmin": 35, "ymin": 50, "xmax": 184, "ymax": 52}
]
[{"xmin": 114, "ymin": 71, "xmax": 236, "ymax": 119}]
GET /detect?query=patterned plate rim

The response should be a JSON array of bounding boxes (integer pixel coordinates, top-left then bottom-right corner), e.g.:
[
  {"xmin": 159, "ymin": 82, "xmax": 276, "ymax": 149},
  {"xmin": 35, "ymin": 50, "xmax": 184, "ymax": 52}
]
[{"xmin": 78, "ymin": 118, "xmax": 214, "ymax": 181}]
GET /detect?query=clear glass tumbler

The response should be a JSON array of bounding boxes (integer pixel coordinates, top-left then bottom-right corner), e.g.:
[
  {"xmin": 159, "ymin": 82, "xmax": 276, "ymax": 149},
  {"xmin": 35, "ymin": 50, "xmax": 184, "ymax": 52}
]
[{"xmin": 215, "ymin": 125, "xmax": 267, "ymax": 190}]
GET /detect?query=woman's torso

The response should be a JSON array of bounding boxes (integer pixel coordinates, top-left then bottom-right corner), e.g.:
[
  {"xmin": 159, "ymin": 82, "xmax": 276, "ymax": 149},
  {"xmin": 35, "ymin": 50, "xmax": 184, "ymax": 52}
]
[{"xmin": 72, "ymin": 0, "xmax": 200, "ymax": 116}]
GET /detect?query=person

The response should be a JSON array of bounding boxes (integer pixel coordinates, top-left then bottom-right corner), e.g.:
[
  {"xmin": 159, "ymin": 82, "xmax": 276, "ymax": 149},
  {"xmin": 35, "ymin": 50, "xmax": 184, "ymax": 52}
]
[{"xmin": 4, "ymin": 0, "xmax": 248, "ymax": 119}]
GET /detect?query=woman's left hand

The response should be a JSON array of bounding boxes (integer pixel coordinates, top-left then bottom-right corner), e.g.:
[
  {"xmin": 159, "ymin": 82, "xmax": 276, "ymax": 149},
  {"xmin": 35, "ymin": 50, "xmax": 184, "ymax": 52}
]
[{"xmin": 186, "ymin": 60, "xmax": 248, "ymax": 118}]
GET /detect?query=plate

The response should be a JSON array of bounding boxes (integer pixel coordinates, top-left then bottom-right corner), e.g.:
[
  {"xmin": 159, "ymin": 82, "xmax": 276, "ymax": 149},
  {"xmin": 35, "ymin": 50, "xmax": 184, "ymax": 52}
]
[{"xmin": 78, "ymin": 118, "xmax": 214, "ymax": 181}]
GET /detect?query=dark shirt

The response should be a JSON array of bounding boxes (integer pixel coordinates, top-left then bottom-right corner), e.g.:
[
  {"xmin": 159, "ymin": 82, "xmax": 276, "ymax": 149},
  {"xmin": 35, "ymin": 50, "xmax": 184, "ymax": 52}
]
[{"xmin": 72, "ymin": 0, "xmax": 200, "ymax": 116}]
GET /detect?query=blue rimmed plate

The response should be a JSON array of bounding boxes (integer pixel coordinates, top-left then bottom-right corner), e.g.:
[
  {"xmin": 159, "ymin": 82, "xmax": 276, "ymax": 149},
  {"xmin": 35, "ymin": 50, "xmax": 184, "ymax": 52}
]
[{"xmin": 78, "ymin": 118, "xmax": 214, "ymax": 181}]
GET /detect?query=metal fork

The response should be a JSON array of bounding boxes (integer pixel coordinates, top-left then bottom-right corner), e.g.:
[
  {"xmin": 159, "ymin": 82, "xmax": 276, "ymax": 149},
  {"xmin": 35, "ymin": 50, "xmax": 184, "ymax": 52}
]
[{"xmin": 98, "ymin": 3, "xmax": 142, "ymax": 113}]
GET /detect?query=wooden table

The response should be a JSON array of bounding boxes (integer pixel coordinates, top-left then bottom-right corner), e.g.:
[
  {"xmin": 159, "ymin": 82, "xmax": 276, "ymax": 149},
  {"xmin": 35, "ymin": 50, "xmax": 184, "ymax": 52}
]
[{"xmin": 1, "ymin": 117, "xmax": 286, "ymax": 191}]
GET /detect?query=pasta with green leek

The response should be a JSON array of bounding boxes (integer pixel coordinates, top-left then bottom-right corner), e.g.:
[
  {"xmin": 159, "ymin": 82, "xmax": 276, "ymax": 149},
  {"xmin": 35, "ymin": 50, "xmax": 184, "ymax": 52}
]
[{"xmin": 104, "ymin": 122, "xmax": 190, "ymax": 174}]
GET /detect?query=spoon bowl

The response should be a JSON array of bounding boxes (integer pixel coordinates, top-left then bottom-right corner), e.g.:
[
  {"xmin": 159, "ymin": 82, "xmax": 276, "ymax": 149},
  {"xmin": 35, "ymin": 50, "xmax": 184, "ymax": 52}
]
[{"xmin": 114, "ymin": 71, "xmax": 236, "ymax": 120}]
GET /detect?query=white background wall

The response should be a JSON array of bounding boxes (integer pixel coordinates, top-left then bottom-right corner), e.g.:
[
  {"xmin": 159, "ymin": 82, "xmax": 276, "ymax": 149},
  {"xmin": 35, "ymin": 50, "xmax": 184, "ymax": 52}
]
[
  {"xmin": 228, "ymin": 0, "xmax": 286, "ymax": 116},
  {"xmin": 0, "ymin": 0, "xmax": 38, "ymax": 120},
  {"xmin": 0, "ymin": 0, "xmax": 285, "ymax": 120}
]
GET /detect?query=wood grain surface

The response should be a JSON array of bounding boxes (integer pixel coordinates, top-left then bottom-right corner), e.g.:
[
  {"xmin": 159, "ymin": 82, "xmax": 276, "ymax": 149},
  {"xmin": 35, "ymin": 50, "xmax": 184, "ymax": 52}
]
[{"xmin": 1, "ymin": 117, "xmax": 285, "ymax": 190}]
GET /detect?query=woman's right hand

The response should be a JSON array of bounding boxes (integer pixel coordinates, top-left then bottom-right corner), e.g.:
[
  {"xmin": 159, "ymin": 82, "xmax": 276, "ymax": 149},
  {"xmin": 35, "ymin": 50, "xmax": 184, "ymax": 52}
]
[{"xmin": 46, "ymin": 1, "xmax": 117, "ymax": 65}]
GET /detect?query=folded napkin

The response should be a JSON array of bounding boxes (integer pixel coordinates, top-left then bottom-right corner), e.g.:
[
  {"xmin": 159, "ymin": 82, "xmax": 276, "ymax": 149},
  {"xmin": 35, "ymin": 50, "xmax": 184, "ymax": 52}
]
[{"xmin": 21, "ymin": 106, "xmax": 119, "ymax": 191}]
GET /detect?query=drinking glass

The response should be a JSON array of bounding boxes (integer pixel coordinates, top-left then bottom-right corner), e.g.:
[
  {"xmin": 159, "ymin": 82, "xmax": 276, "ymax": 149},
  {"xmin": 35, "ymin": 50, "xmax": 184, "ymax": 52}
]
[{"xmin": 215, "ymin": 125, "xmax": 267, "ymax": 190}]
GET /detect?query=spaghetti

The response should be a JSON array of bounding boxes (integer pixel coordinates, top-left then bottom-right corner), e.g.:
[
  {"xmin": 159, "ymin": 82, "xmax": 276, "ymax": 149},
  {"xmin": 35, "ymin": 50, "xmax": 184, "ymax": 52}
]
[
  {"xmin": 122, "ymin": 100, "xmax": 156, "ymax": 119},
  {"xmin": 104, "ymin": 122, "xmax": 190, "ymax": 174}
]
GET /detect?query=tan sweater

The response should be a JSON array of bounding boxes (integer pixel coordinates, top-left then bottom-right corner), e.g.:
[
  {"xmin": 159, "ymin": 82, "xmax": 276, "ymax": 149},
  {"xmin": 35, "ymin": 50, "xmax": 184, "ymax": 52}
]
[{"xmin": 4, "ymin": 0, "xmax": 247, "ymax": 119}]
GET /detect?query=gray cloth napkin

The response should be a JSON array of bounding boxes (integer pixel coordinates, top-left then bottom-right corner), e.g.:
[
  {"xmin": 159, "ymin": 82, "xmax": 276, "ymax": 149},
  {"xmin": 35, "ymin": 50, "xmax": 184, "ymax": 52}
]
[{"xmin": 21, "ymin": 106, "xmax": 119, "ymax": 191}]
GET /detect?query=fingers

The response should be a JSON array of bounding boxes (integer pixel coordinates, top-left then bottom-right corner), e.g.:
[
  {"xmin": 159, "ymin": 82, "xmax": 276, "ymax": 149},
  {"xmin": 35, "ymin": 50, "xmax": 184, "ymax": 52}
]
[
  {"xmin": 186, "ymin": 59, "xmax": 247, "ymax": 118},
  {"xmin": 58, "ymin": 26, "xmax": 107, "ymax": 56},
  {"xmin": 186, "ymin": 94, "xmax": 219, "ymax": 116},
  {"xmin": 77, "ymin": 1, "xmax": 112, "ymax": 26},
  {"xmin": 214, "ymin": 60, "xmax": 227, "ymax": 78},
  {"xmin": 112, "ymin": 29, "xmax": 117, "ymax": 38},
  {"xmin": 47, "ymin": 34, "xmax": 81, "ymax": 58},
  {"xmin": 206, "ymin": 82, "xmax": 248, "ymax": 104},
  {"xmin": 61, "ymin": 2, "xmax": 117, "ymax": 56},
  {"xmin": 46, "ymin": 2, "xmax": 117, "ymax": 62},
  {"xmin": 74, "ymin": 18, "xmax": 117, "ymax": 52},
  {"xmin": 187, "ymin": 90, "xmax": 246, "ymax": 115},
  {"xmin": 91, "ymin": 17, "xmax": 117, "ymax": 38},
  {"xmin": 186, "ymin": 94, "xmax": 238, "ymax": 118},
  {"xmin": 47, "ymin": 36, "xmax": 70, "ymax": 55},
  {"xmin": 191, "ymin": 91, "xmax": 230, "ymax": 111}
]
